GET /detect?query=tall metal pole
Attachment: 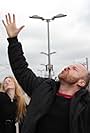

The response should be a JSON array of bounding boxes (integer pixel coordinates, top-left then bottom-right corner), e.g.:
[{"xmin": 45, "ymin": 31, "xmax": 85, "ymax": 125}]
[
  {"xmin": 86, "ymin": 57, "xmax": 88, "ymax": 70},
  {"xmin": 29, "ymin": 14, "xmax": 67, "ymax": 78},
  {"xmin": 46, "ymin": 19, "xmax": 51, "ymax": 78}
]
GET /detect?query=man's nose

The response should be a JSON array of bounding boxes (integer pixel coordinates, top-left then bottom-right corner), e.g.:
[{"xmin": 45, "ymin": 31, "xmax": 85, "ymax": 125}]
[{"xmin": 64, "ymin": 67, "xmax": 70, "ymax": 71}]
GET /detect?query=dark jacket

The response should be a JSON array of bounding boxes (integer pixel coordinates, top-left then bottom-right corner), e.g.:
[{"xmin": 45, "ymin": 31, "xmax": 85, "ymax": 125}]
[
  {"xmin": 7, "ymin": 37, "xmax": 90, "ymax": 133},
  {"xmin": 0, "ymin": 92, "xmax": 17, "ymax": 133}
]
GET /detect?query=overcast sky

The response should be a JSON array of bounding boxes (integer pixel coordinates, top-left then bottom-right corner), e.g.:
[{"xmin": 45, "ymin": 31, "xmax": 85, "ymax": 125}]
[{"xmin": 0, "ymin": 0, "xmax": 89, "ymax": 80}]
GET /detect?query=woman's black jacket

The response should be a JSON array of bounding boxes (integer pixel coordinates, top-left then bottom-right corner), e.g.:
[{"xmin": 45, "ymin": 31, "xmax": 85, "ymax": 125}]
[{"xmin": 7, "ymin": 37, "xmax": 90, "ymax": 133}]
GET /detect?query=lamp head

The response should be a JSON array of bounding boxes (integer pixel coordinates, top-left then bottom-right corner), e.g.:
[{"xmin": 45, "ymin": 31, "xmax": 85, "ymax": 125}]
[
  {"xmin": 52, "ymin": 14, "xmax": 67, "ymax": 20},
  {"xmin": 29, "ymin": 15, "xmax": 44, "ymax": 20}
]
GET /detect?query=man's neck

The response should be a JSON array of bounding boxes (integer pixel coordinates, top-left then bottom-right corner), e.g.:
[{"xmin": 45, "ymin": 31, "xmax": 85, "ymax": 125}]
[{"xmin": 58, "ymin": 83, "xmax": 80, "ymax": 96}]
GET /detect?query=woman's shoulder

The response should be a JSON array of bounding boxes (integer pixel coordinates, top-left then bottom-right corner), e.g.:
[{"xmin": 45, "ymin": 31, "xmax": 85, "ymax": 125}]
[
  {"xmin": 0, "ymin": 92, "xmax": 9, "ymax": 102},
  {"xmin": 0, "ymin": 91, "xmax": 6, "ymax": 96}
]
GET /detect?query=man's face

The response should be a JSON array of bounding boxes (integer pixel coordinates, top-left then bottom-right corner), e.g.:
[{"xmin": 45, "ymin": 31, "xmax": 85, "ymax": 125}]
[{"xmin": 58, "ymin": 64, "xmax": 88, "ymax": 84}]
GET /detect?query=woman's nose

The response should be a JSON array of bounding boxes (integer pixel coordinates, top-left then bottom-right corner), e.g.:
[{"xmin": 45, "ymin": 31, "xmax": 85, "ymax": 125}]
[{"xmin": 5, "ymin": 81, "xmax": 9, "ymax": 85}]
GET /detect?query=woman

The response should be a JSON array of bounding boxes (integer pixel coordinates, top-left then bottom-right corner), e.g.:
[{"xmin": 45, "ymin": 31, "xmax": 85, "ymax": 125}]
[{"xmin": 0, "ymin": 76, "xmax": 27, "ymax": 133}]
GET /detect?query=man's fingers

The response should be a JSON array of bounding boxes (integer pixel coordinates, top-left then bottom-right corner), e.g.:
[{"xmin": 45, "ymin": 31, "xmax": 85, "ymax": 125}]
[
  {"xmin": 18, "ymin": 25, "xmax": 25, "ymax": 32},
  {"xmin": 8, "ymin": 13, "xmax": 11, "ymax": 23},
  {"xmin": 13, "ymin": 14, "xmax": 15, "ymax": 23},
  {"xmin": 5, "ymin": 15, "xmax": 9, "ymax": 24},
  {"xmin": 2, "ymin": 20, "xmax": 6, "ymax": 28}
]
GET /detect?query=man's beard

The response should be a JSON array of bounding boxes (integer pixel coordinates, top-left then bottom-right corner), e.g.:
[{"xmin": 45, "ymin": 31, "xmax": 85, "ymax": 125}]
[{"xmin": 58, "ymin": 71, "xmax": 79, "ymax": 85}]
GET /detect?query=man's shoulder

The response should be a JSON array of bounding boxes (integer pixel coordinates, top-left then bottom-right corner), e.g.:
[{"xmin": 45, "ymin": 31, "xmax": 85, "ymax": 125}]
[{"xmin": 84, "ymin": 90, "xmax": 90, "ymax": 106}]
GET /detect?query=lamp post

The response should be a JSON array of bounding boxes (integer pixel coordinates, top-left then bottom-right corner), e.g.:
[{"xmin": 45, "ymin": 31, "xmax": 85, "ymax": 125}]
[
  {"xmin": 82, "ymin": 57, "xmax": 89, "ymax": 70},
  {"xmin": 29, "ymin": 13, "xmax": 67, "ymax": 78},
  {"xmin": 86, "ymin": 57, "xmax": 88, "ymax": 70}
]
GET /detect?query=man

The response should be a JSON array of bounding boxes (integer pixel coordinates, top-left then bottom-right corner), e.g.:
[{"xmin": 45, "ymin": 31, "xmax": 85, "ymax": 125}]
[{"xmin": 2, "ymin": 13, "xmax": 90, "ymax": 133}]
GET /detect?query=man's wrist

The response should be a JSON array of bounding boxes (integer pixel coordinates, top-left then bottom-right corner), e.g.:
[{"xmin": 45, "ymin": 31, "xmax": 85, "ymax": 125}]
[{"xmin": 7, "ymin": 36, "xmax": 18, "ymax": 45}]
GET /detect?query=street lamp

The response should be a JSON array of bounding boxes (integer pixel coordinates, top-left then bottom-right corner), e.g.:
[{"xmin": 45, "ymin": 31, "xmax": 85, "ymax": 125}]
[{"xmin": 29, "ymin": 13, "xmax": 67, "ymax": 78}]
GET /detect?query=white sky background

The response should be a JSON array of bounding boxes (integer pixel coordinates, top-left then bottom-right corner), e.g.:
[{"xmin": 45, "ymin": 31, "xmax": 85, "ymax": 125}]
[{"xmin": 0, "ymin": 0, "xmax": 89, "ymax": 80}]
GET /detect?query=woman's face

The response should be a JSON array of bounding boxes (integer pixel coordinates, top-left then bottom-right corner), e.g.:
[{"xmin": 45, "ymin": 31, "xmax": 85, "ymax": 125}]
[{"xmin": 3, "ymin": 77, "xmax": 15, "ymax": 92}]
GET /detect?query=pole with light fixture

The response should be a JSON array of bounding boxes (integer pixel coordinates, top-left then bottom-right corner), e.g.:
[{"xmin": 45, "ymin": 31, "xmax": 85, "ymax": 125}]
[{"xmin": 29, "ymin": 14, "xmax": 67, "ymax": 78}]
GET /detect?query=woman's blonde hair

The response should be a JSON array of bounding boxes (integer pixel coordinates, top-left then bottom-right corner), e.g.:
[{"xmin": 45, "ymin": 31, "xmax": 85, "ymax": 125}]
[{"xmin": 1, "ymin": 76, "xmax": 27, "ymax": 123}]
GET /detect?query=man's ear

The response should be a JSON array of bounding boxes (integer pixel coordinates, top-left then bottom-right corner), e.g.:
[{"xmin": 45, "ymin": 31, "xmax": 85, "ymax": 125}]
[{"xmin": 77, "ymin": 79, "xmax": 86, "ymax": 87}]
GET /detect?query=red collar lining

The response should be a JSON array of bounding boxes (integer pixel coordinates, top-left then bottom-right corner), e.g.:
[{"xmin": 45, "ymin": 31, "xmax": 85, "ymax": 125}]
[{"xmin": 56, "ymin": 91, "xmax": 73, "ymax": 99}]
